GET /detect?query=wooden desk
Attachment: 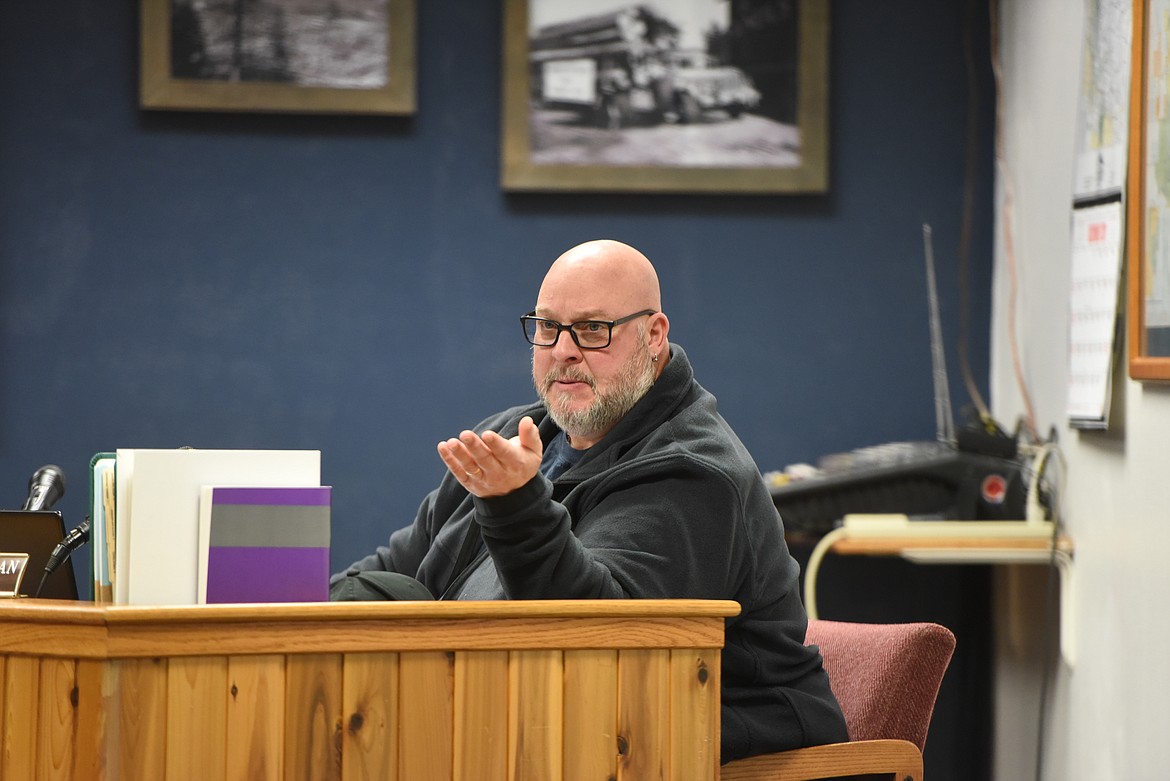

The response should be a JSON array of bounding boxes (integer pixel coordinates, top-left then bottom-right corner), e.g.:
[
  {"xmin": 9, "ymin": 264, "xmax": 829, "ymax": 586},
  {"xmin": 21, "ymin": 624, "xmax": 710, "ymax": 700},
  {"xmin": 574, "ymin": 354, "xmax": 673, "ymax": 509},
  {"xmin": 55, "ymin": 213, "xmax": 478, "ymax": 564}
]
[{"xmin": 0, "ymin": 599, "xmax": 738, "ymax": 781}]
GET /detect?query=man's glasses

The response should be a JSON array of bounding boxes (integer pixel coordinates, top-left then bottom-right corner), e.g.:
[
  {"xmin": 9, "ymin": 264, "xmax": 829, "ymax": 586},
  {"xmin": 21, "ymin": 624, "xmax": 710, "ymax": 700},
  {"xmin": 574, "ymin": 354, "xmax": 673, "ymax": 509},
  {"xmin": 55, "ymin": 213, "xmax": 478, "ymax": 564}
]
[{"xmin": 520, "ymin": 309, "xmax": 656, "ymax": 350}]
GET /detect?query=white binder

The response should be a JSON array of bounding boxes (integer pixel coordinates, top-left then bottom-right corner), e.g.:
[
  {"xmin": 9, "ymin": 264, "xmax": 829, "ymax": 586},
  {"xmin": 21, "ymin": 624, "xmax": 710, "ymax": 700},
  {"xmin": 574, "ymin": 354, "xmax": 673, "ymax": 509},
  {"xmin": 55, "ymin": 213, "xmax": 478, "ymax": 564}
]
[{"xmin": 113, "ymin": 448, "xmax": 320, "ymax": 605}]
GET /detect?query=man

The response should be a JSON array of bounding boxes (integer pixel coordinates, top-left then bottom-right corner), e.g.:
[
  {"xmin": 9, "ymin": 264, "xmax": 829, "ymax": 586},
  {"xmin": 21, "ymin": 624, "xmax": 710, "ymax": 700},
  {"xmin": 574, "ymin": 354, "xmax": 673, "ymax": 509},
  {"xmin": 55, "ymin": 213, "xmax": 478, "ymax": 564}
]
[{"xmin": 333, "ymin": 239, "xmax": 847, "ymax": 762}]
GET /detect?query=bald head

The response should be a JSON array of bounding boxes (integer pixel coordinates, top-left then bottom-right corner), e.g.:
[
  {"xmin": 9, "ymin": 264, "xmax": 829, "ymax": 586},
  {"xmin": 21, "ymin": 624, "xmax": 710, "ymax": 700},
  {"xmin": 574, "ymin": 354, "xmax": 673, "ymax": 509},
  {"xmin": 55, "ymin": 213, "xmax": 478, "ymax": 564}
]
[
  {"xmin": 537, "ymin": 239, "xmax": 661, "ymax": 316},
  {"xmin": 530, "ymin": 240, "xmax": 671, "ymax": 445}
]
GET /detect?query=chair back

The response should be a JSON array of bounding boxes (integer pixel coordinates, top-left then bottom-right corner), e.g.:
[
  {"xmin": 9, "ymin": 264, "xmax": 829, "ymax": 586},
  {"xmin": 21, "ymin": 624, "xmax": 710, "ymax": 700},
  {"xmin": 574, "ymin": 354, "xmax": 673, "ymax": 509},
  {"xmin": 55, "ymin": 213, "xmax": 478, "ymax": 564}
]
[{"xmin": 805, "ymin": 619, "xmax": 956, "ymax": 751}]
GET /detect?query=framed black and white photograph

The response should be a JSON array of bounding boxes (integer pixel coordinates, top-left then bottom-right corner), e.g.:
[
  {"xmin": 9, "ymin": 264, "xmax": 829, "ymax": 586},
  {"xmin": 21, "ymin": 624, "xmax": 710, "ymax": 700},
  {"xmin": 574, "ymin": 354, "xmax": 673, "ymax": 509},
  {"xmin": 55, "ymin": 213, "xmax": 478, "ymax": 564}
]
[
  {"xmin": 501, "ymin": 0, "xmax": 828, "ymax": 194},
  {"xmin": 140, "ymin": 0, "xmax": 416, "ymax": 114}
]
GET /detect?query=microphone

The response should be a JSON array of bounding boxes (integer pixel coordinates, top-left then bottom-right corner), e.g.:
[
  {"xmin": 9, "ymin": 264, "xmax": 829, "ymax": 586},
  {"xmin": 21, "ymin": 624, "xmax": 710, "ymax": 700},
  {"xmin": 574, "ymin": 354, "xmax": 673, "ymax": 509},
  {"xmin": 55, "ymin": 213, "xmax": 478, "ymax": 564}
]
[
  {"xmin": 45, "ymin": 518, "xmax": 90, "ymax": 575},
  {"xmin": 35, "ymin": 518, "xmax": 90, "ymax": 598},
  {"xmin": 22, "ymin": 464, "xmax": 66, "ymax": 512}
]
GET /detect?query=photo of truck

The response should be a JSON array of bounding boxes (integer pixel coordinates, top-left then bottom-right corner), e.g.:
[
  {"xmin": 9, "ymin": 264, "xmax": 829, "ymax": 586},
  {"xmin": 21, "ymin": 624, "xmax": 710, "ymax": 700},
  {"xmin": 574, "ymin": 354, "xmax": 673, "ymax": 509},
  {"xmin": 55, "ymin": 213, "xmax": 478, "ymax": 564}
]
[{"xmin": 529, "ymin": 5, "xmax": 761, "ymax": 129}]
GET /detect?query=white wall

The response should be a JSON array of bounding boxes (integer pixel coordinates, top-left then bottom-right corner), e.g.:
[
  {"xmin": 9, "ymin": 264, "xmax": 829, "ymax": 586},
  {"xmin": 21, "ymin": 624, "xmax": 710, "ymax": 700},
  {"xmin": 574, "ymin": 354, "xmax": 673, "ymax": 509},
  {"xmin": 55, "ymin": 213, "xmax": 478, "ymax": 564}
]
[{"xmin": 993, "ymin": 1, "xmax": 1170, "ymax": 779}]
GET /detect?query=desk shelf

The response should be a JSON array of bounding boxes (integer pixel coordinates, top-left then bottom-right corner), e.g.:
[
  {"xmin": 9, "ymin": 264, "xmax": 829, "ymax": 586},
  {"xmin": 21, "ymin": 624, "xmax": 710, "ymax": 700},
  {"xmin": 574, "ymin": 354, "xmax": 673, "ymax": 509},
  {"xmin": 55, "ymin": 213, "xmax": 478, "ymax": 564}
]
[{"xmin": 802, "ymin": 518, "xmax": 1075, "ymax": 665}]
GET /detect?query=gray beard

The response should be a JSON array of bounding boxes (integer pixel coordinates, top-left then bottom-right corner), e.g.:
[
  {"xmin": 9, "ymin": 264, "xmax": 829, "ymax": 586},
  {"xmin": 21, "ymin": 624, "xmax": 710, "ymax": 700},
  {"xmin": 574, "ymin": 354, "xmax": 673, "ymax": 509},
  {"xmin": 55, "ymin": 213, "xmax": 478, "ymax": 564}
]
[{"xmin": 535, "ymin": 344, "xmax": 656, "ymax": 443}]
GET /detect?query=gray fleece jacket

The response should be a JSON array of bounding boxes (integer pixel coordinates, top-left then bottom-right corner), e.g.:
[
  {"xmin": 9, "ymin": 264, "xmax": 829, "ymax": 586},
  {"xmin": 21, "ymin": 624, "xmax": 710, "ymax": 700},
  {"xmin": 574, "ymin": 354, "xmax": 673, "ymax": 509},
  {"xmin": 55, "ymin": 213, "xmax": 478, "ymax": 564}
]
[{"xmin": 335, "ymin": 343, "xmax": 847, "ymax": 762}]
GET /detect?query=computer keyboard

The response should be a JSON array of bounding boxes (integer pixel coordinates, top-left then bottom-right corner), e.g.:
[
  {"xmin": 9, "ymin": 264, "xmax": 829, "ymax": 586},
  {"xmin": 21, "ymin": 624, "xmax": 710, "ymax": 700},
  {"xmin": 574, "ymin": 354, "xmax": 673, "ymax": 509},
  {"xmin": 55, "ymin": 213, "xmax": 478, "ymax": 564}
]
[
  {"xmin": 815, "ymin": 440, "xmax": 956, "ymax": 475},
  {"xmin": 767, "ymin": 440, "xmax": 1030, "ymax": 534}
]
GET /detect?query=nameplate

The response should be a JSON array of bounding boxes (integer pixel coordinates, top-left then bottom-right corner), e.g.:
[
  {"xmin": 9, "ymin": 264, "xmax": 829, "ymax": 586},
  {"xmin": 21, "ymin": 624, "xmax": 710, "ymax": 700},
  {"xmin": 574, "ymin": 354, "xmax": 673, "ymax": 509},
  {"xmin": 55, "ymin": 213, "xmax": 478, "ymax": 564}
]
[{"xmin": 0, "ymin": 553, "xmax": 29, "ymax": 597}]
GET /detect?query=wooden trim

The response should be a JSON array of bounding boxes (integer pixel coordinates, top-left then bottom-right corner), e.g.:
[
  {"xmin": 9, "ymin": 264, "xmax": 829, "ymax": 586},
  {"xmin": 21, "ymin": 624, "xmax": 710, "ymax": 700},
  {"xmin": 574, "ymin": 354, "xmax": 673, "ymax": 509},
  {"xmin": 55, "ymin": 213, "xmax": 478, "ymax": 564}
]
[
  {"xmin": 1127, "ymin": 0, "xmax": 1170, "ymax": 379},
  {"xmin": 0, "ymin": 600, "xmax": 740, "ymax": 659},
  {"xmin": 720, "ymin": 739, "xmax": 924, "ymax": 781}
]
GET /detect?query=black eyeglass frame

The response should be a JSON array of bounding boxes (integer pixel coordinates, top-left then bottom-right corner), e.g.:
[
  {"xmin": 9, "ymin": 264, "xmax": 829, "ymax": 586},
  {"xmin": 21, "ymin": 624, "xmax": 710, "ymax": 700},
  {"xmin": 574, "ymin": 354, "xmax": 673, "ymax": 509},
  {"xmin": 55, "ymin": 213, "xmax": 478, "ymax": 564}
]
[{"xmin": 520, "ymin": 309, "xmax": 656, "ymax": 350}]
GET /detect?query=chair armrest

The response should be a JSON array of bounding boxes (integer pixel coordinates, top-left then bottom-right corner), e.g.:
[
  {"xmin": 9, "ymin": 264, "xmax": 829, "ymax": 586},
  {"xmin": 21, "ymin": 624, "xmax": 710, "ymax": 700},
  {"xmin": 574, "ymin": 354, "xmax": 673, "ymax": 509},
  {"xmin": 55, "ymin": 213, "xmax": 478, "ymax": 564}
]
[{"xmin": 720, "ymin": 739, "xmax": 924, "ymax": 781}]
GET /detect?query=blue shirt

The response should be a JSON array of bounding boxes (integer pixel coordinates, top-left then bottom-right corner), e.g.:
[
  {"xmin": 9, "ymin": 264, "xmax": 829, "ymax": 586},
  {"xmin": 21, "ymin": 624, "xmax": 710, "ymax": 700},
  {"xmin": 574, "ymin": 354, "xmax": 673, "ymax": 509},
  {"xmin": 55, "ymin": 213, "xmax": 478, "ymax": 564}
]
[{"xmin": 540, "ymin": 430, "xmax": 586, "ymax": 480}]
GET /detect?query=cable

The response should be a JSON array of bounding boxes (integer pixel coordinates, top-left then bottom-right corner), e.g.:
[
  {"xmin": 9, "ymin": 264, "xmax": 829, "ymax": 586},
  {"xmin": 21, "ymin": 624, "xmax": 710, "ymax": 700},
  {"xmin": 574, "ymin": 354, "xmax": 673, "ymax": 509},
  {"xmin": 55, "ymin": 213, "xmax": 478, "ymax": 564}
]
[
  {"xmin": 32, "ymin": 569, "xmax": 52, "ymax": 599},
  {"xmin": 989, "ymin": 0, "xmax": 1041, "ymax": 443},
  {"xmin": 987, "ymin": 4, "xmax": 1060, "ymax": 769},
  {"xmin": 33, "ymin": 518, "xmax": 90, "ymax": 598},
  {"xmin": 1025, "ymin": 441, "xmax": 1058, "ymax": 523},
  {"xmin": 802, "ymin": 526, "xmax": 849, "ymax": 620},
  {"xmin": 1032, "ymin": 444, "xmax": 1066, "ymax": 781}
]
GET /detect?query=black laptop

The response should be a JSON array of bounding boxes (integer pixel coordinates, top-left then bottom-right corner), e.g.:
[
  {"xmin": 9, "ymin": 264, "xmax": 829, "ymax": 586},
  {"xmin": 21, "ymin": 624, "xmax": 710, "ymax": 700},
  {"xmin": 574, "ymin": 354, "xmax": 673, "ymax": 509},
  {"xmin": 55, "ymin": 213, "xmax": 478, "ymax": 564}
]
[{"xmin": 0, "ymin": 510, "xmax": 80, "ymax": 600}]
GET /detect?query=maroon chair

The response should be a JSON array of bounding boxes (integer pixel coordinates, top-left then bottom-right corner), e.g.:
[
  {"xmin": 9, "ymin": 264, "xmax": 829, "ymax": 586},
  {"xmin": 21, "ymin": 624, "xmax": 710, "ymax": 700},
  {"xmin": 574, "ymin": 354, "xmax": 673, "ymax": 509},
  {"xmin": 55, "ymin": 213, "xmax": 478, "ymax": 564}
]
[{"xmin": 721, "ymin": 620, "xmax": 956, "ymax": 781}]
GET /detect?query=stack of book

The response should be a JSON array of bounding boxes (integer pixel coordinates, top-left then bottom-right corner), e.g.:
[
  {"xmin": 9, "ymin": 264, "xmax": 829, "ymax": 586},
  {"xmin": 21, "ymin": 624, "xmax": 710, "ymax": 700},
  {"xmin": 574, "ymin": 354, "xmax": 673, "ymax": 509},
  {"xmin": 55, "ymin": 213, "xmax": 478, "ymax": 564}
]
[{"xmin": 89, "ymin": 448, "xmax": 328, "ymax": 605}]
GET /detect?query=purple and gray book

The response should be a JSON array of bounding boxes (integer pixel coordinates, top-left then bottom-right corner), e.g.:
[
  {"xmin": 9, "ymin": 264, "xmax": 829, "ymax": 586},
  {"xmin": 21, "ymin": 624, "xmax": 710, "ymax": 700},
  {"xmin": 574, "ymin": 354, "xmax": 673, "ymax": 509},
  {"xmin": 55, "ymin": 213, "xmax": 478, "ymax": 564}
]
[{"xmin": 198, "ymin": 486, "xmax": 331, "ymax": 604}]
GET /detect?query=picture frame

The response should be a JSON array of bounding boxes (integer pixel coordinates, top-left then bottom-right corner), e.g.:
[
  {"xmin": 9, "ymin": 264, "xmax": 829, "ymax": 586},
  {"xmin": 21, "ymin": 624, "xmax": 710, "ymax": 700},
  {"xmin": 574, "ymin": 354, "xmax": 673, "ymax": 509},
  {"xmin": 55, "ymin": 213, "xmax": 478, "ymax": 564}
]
[
  {"xmin": 501, "ymin": 0, "xmax": 829, "ymax": 194},
  {"xmin": 1127, "ymin": 0, "xmax": 1170, "ymax": 379},
  {"xmin": 140, "ymin": 0, "xmax": 415, "ymax": 115}
]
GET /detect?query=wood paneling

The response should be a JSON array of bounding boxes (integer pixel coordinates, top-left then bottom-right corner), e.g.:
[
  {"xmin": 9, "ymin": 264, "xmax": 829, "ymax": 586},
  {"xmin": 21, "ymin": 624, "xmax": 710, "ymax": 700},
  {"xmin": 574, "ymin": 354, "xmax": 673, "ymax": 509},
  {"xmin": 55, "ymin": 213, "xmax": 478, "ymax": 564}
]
[
  {"xmin": 226, "ymin": 655, "xmax": 285, "ymax": 781},
  {"xmin": 165, "ymin": 656, "xmax": 228, "ymax": 781},
  {"xmin": 341, "ymin": 652, "xmax": 399, "ymax": 781},
  {"xmin": 563, "ymin": 649, "xmax": 617, "ymax": 781},
  {"xmin": 508, "ymin": 650, "xmax": 563, "ymax": 781},
  {"xmin": 454, "ymin": 651, "xmax": 507, "ymax": 781},
  {"xmin": 0, "ymin": 600, "xmax": 732, "ymax": 780},
  {"xmin": 3, "ymin": 655, "xmax": 40, "ymax": 781}
]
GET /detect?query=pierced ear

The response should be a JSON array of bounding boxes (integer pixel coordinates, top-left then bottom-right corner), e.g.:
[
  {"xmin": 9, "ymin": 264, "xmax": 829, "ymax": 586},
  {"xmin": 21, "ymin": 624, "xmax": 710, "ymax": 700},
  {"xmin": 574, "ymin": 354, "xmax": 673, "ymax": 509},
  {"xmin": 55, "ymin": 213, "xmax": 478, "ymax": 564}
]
[{"xmin": 648, "ymin": 312, "xmax": 670, "ymax": 350}]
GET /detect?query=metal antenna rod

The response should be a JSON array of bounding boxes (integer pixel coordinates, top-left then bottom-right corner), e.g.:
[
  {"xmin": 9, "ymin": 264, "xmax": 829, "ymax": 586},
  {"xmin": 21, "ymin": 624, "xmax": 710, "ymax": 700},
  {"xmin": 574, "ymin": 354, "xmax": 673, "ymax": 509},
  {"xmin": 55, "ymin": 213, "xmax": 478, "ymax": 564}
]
[{"xmin": 923, "ymin": 223, "xmax": 955, "ymax": 443}]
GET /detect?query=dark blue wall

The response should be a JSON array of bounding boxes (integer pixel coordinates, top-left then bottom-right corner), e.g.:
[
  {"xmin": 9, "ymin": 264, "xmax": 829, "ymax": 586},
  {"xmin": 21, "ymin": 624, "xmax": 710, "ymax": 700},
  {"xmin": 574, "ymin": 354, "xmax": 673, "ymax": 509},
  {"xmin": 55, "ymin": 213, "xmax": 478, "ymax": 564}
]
[{"xmin": 0, "ymin": 1, "xmax": 995, "ymax": 588}]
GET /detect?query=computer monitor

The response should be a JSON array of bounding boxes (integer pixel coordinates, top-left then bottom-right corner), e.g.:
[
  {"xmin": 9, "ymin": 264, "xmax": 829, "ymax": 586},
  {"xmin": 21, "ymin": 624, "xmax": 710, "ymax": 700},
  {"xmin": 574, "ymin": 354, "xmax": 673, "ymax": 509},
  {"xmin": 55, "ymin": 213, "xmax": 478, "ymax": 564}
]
[{"xmin": 0, "ymin": 510, "xmax": 80, "ymax": 600}]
